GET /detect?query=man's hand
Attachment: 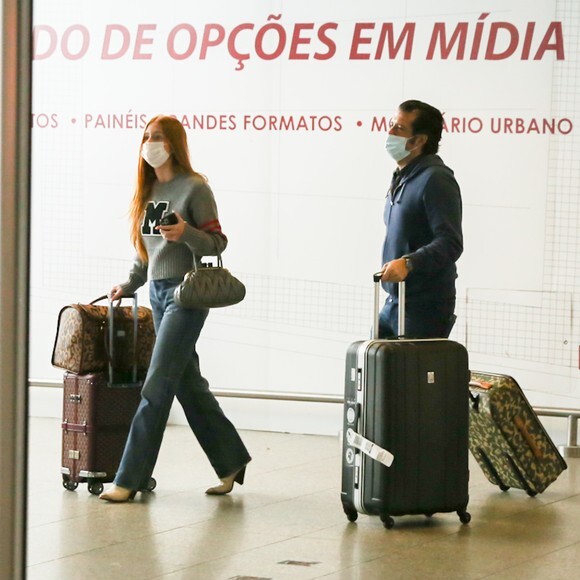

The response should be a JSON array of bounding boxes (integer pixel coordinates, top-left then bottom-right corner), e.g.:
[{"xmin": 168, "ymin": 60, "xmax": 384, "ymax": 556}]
[{"xmin": 380, "ymin": 258, "xmax": 409, "ymax": 282}]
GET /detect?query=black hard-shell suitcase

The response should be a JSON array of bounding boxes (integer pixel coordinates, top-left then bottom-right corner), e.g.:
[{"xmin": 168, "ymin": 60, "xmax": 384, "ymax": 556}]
[
  {"xmin": 60, "ymin": 295, "xmax": 157, "ymax": 495},
  {"xmin": 340, "ymin": 276, "xmax": 471, "ymax": 529},
  {"xmin": 469, "ymin": 371, "xmax": 567, "ymax": 495}
]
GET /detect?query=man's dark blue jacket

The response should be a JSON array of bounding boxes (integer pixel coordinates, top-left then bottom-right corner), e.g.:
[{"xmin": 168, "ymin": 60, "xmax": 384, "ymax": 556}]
[{"xmin": 382, "ymin": 153, "xmax": 463, "ymax": 303}]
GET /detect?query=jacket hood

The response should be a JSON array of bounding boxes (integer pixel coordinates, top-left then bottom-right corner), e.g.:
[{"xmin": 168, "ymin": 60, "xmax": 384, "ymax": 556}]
[{"xmin": 401, "ymin": 154, "xmax": 452, "ymax": 182}]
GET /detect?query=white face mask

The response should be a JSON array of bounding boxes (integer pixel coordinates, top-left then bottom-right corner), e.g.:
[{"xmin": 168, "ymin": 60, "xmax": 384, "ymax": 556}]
[
  {"xmin": 141, "ymin": 141, "xmax": 170, "ymax": 168},
  {"xmin": 385, "ymin": 134, "xmax": 411, "ymax": 162}
]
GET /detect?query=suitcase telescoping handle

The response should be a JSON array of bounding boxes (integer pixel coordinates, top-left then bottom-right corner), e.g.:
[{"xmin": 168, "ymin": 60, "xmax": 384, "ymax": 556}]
[
  {"xmin": 373, "ymin": 273, "xmax": 405, "ymax": 339},
  {"xmin": 89, "ymin": 294, "xmax": 140, "ymax": 385},
  {"xmin": 108, "ymin": 294, "xmax": 139, "ymax": 385}
]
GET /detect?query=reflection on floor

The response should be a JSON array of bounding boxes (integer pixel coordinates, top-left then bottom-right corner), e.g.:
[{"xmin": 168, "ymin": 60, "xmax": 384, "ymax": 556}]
[{"xmin": 27, "ymin": 417, "xmax": 580, "ymax": 579}]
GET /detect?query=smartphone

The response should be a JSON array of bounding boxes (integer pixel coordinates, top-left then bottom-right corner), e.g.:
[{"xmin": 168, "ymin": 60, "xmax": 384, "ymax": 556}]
[{"xmin": 159, "ymin": 212, "xmax": 178, "ymax": 226}]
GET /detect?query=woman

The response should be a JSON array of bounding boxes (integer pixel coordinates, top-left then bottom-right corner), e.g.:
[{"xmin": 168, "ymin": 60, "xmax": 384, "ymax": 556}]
[{"xmin": 100, "ymin": 115, "xmax": 251, "ymax": 502}]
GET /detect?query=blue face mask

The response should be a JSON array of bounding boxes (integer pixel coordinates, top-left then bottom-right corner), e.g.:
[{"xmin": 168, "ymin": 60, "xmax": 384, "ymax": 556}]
[{"xmin": 385, "ymin": 134, "xmax": 411, "ymax": 162}]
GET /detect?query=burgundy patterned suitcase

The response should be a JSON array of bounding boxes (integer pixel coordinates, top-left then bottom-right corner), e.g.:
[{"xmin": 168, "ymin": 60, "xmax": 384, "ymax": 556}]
[
  {"xmin": 60, "ymin": 295, "xmax": 156, "ymax": 495},
  {"xmin": 61, "ymin": 371, "xmax": 150, "ymax": 495}
]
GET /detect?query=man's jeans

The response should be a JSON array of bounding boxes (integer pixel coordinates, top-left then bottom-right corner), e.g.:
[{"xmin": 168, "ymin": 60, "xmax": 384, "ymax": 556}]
[
  {"xmin": 378, "ymin": 296, "xmax": 457, "ymax": 339},
  {"xmin": 114, "ymin": 278, "xmax": 251, "ymax": 490}
]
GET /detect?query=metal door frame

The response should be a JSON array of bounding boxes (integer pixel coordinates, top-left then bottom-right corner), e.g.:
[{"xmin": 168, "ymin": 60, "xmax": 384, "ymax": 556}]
[{"xmin": 0, "ymin": 0, "xmax": 32, "ymax": 577}]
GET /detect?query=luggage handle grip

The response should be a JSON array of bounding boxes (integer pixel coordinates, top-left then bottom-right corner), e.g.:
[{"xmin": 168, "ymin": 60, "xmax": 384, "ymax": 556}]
[
  {"xmin": 373, "ymin": 273, "xmax": 405, "ymax": 339},
  {"xmin": 352, "ymin": 402, "xmax": 362, "ymax": 435},
  {"xmin": 90, "ymin": 293, "xmax": 136, "ymax": 305},
  {"xmin": 469, "ymin": 380, "xmax": 493, "ymax": 390},
  {"xmin": 513, "ymin": 415, "xmax": 544, "ymax": 459}
]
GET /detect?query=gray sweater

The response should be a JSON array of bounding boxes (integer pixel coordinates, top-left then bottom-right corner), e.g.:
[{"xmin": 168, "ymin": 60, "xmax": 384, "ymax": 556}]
[{"xmin": 121, "ymin": 173, "xmax": 227, "ymax": 295}]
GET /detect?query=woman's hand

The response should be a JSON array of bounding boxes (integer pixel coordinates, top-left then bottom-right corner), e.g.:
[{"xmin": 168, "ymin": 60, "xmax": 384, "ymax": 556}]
[
  {"xmin": 108, "ymin": 285, "xmax": 124, "ymax": 301},
  {"xmin": 156, "ymin": 211, "xmax": 186, "ymax": 241}
]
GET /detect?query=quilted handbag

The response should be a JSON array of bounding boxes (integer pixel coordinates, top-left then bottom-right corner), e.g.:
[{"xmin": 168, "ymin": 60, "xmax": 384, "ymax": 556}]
[
  {"xmin": 51, "ymin": 295, "xmax": 155, "ymax": 378},
  {"xmin": 173, "ymin": 254, "xmax": 246, "ymax": 309}
]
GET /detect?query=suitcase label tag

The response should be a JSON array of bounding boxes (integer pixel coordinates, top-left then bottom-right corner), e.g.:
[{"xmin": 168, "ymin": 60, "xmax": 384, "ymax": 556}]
[{"xmin": 346, "ymin": 428, "xmax": 394, "ymax": 467}]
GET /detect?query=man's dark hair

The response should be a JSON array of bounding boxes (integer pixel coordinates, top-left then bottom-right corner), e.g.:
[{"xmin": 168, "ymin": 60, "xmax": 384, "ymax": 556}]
[{"xmin": 399, "ymin": 100, "xmax": 443, "ymax": 155}]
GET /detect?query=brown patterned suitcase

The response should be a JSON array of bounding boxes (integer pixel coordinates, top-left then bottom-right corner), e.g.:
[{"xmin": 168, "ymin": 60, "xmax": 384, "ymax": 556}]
[
  {"xmin": 52, "ymin": 294, "xmax": 155, "ymax": 379},
  {"xmin": 469, "ymin": 371, "xmax": 567, "ymax": 495}
]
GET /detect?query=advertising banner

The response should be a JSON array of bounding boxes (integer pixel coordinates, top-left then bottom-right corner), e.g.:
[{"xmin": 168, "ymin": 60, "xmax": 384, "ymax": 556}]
[{"xmin": 31, "ymin": 1, "xmax": 580, "ymax": 420}]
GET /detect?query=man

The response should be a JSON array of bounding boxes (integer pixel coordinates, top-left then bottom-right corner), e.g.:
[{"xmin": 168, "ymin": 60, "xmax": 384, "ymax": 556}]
[{"xmin": 379, "ymin": 100, "xmax": 463, "ymax": 339}]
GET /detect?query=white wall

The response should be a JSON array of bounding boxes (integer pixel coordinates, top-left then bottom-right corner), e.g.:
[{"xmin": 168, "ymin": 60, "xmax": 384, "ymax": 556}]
[{"xmin": 30, "ymin": 0, "xmax": 580, "ymax": 434}]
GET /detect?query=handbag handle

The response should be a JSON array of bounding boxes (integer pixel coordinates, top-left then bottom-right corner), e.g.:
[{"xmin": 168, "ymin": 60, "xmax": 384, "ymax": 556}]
[
  {"xmin": 191, "ymin": 235, "xmax": 224, "ymax": 273},
  {"xmin": 191, "ymin": 252, "xmax": 223, "ymax": 273}
]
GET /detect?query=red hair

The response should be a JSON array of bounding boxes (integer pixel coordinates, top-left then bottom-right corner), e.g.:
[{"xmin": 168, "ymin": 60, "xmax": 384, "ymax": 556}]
[{"xmin": 129, "ymin": 115, "xmax": 206, "ymax": 262}]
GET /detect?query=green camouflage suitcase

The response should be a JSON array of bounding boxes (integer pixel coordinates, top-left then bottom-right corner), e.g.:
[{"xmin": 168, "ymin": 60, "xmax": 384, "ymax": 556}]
[{"xmin": 469, "ymin": 371, "xmax": 567, "ymax": 496}]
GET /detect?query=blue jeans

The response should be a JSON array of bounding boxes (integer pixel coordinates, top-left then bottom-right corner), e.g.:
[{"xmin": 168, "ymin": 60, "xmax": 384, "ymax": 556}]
[
  {"xmin": 114, "ymin": 279, "xmax": 251, "ymax": 490},
  {"xmin": 379, "ymin": 297, "xmax": 457, "ymax": 339}
]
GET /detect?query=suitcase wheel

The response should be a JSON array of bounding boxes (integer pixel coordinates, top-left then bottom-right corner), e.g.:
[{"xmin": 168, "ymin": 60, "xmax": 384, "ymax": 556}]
[
  {"xmin": 342, "ymin": 502, "xmax": 358, "ymax": 522},
  {"xmin": 145, "ymin": 477, "xmax": 157, "ymax": 492},
  {"xmin": 380, "ymin": 514, "xmax": 395, "ymax": 529},
  {"xmin": 526, "ymin": 490, "xmax": 538, "ymax": 498},
  {"xmin": 458, "ymin": 510, "xmax": 472, "ymax": 525},
  {"xmin": 62, "ymin": 477, "xmax": 78, "ymax": 492},
  {"xmin": 499, "ymin": 484, "xmax": 510, "ymax": 492},
  {"xmin": 87, "ymin": 480, "xmax": 104, "ymax": 495}
]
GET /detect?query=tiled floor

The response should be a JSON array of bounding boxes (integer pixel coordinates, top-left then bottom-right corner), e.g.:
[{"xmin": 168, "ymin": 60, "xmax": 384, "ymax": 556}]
[{"xmin": 27, "ymin": 417, "xmax": 580, "ymax": 579}]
